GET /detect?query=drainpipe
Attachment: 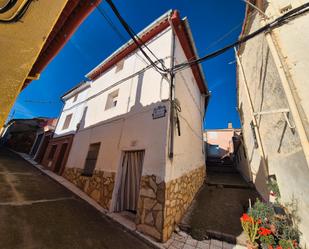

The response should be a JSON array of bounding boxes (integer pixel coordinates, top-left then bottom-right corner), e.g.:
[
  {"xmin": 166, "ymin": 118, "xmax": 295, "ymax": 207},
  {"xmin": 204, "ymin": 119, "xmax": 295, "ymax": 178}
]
[
  {"xmin": 234, "ymin": 48, "xmax": 268, "ymax": 175},
  {"xmin": 168, "ymin": 21, "xmax": 176, "ymax": 159}
]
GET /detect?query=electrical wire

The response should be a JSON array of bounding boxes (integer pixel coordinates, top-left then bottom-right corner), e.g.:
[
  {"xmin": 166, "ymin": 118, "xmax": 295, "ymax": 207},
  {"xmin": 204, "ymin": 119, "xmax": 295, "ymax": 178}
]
[
  {"xmin": 171, "ymin": 2, "xmax": 309, "ymax": 73},
  {"xmin": 105, "ymin": 0, "xmax": 168, "ymax": 75},
  {"xmin": 182, "ymin": 10, "xmax": 257, "ymax": 65},
  {"xmin": 96, "ymin": 5, "xmax": 155, "ymax": 68}
]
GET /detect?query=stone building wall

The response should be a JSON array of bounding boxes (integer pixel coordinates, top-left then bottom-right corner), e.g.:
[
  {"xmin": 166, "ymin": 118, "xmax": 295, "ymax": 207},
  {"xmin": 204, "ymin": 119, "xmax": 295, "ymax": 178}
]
[
  {"xmin": 136, "ymin": 175, "xmax": 165, "ymax": 241},
  {"xmin": 162, "ymin": 166, "xmax": 205, "ymax": 242},
  {"xmin": 136, "ymin": 166, "xmax": 205, "ymax": 242},
  {"xmin": 63, "ymin": 168, "xmax": 115, "ymax": 210}
]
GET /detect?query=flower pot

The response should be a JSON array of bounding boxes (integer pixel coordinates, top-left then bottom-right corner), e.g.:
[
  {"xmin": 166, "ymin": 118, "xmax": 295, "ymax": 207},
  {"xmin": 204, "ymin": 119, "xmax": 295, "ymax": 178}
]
[{"xmin": 246, "ymin": 241, "xmax": 258, "ymax": 249}]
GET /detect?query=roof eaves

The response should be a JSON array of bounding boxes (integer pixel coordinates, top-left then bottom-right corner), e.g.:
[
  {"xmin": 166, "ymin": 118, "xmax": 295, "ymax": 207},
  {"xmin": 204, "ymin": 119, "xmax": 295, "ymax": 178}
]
[{"xmin": 85, "ymin": 9, "xmax": 174, "ymax": 80}]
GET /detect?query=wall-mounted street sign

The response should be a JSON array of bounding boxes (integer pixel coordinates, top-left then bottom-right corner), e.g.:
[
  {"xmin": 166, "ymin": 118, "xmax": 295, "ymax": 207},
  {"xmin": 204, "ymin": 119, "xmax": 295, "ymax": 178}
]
[{"xmin": 152, "ymin": 105, "xmax": 167, "ymax": 119}]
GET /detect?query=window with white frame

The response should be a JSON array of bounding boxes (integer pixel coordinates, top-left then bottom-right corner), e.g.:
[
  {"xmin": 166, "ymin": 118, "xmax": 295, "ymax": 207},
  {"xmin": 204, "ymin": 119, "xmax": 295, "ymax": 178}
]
[{"xmin": 105, "ymin": 90, "xmax": 119, "ymax": 110}]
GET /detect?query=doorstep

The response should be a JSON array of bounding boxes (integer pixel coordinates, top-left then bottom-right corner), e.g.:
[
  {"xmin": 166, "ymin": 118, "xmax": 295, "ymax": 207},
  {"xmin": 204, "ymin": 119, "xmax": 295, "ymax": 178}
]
[{"xmin": 15, "ymin": 151, "xmax": 246, "ymax": 249}]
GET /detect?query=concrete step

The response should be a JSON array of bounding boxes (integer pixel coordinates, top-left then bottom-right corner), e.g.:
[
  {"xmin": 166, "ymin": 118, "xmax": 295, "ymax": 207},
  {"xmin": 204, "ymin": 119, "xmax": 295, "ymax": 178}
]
[{"xmin": 206, "ymin": 165, "xmax": 238, "ymax": 173}]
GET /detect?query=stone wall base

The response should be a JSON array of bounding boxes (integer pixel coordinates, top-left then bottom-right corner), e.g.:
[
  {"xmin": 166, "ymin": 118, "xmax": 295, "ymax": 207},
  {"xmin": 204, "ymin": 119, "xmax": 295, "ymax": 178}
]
[
  {"xmin": 136, "ymin": 166, "xmax": 206, "ymax": 242},
  {"xmin": 162, "ymin": 166, "xmax": 206, "ymax": 241},
  {"xmin": 63, "ymin": 168, "xmax": 115, "ymax": 210}
]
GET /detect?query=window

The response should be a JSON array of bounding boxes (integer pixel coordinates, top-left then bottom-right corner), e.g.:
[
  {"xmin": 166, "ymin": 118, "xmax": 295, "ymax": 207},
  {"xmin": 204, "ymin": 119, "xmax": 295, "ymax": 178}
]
[
  {"xmin": 115, "ymin": 60, "xmax": 124, "ymax": 73},
  {"xmin": 82, "ymin": 143, "xmax": 101, "ymax": 177},
  {"xmin": 48, "ymin": 145, "xmax": 57, "ymax": 160},
  {"xmin": 62, "ymin": 114, "xmax": 72, "ymax": 130},
  {"xmin": 73, "ymin": 94, "xmax": 78, "ymax": 103},
  {"xmin": 105, "ymin": 90, "xmax": 119, "ymax": 110}
]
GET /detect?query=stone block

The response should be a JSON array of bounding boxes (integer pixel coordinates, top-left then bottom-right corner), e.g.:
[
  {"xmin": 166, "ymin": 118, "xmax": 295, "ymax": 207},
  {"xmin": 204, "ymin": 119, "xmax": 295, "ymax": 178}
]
[
  {"xmin": 140, "ymin": 188, "xmax": 156, "ymax": 199},
  {"xmin": 137, "ymin": 224, "xmax": 161, "ymax": 241}
]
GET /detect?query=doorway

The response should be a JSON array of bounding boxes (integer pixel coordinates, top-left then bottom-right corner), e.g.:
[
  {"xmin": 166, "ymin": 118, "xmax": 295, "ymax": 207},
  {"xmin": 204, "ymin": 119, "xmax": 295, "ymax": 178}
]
[
  {"xmin": 54, "ymin": 143, "xmax": 68, "ymax": 174},
  {"xmin": 115, "ymin": 150, "xmax": 145, "ymax": 214}
]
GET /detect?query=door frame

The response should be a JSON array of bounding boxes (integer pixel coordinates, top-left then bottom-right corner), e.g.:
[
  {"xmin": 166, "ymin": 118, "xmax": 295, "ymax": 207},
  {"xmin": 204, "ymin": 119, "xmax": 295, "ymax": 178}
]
[{"xmin": 111, "ymin": 149, "xmax": 145, "ymax": 213}]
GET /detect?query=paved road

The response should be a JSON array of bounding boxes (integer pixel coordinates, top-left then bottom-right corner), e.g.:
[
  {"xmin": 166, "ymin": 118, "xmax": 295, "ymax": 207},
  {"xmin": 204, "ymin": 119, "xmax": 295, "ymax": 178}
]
[{"xmin": 0, "ymin": 147, "xmax": 153, "ymax": 249}]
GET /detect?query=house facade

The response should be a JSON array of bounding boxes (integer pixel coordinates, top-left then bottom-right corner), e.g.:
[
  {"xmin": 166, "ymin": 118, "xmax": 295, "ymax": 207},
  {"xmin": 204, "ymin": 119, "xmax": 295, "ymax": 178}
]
[
  {"xmin": 51, "ymin": 10, "xmax": 209, "ymax": 242},
  {"xmin": 236, "ymin": 0, "xmax": 309, "ymax": 245},
  {"xmin": 204, "ymin": 123, "xmax": 240, "ymax": 160},
  {"xmin": 0, "ymin": 118, "xmax": 52, "ymax": 154},
  {"xmin": 29, "ymin": 118, "xmax": 57, "ymax": 164},
  {"xmin": 41, "ymin": 82, "xmax": 90, "ymax": 175}
]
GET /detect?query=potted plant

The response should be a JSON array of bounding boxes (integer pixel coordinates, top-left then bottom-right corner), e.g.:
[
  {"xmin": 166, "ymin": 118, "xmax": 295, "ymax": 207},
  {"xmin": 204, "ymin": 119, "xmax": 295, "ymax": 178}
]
[{"xmin": 240, "ymin": 213, "xmax": 261, "ymax": 249}]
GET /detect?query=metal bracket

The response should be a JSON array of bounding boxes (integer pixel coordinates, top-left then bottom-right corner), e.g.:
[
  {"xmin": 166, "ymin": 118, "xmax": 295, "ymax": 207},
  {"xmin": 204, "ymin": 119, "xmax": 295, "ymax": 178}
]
[{"xmin": 253, "ymin": 108, "xmax": 296, "ymax": 130}]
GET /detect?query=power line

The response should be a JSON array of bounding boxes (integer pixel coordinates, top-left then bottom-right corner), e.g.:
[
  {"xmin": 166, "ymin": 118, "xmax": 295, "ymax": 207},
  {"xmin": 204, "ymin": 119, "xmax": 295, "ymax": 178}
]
[
  {"xmin": 171, "ymin": 2, "xmax": 309, "ymax": 73},
  {"xmin": 105, "ymin": 0, "xmax": 168, "ymax": 75},
  {"xmin": 24, "ymin": 100, "xmax": 58, "ymax": 104},
  {"xmin": 96, "ymin": 5, "xmax": 128, "ymax": 42},
  {"xmin": 96, "ymin": 5, "xmax": 154, "ymax": 68}
]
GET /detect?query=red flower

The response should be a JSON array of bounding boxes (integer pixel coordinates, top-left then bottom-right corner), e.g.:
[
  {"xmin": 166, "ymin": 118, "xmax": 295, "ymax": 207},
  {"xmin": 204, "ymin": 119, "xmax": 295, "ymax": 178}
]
[
  {"xmin": 276, "ymin": 246, "xmax": 282, "ymax": 249},
  {"xmin": 268, "ymin": 246, "xmax": 273, "ymax": 249},
  {"xmin": 241, "ymin": 213, "xmax": 253, "ymax": 223},
  {"xmin": 258, "ymin": 227, "xmax": 272, "ymax": 236},
  {"xmin": 257, "ymin": 218, "xmax": 262, "ymax": 224}
]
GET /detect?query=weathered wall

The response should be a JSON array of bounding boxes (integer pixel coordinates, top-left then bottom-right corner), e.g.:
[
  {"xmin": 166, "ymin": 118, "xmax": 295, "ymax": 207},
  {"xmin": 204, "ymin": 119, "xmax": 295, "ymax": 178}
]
[
  {"xmin": 265, "ymin": 0, "xmax": 309, "ymax": 137},
  {"xmin": 238, "ymin": 10, "xmax": 309, "ymax": 245}
]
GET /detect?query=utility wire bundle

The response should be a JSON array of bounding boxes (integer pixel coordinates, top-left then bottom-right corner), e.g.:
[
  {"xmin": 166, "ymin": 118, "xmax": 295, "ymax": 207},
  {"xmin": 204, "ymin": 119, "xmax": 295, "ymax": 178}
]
[{"xmin": 104, "ymin": 0, "xmax": 309, "ymax": 75}]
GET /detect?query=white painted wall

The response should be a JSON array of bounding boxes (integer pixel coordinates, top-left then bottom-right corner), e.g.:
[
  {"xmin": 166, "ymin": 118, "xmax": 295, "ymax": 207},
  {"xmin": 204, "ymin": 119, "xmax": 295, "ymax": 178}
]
[
  {"xmin": 65, "ymin": 28, "xmax": 173, "ymax": 182},
  {"xmin": 54, "ymin": 86, "xmax": 89, "ymax": 137},
  {"xmin": 165, "ymin": 35, "xmax": 206, "ymax": 182}
]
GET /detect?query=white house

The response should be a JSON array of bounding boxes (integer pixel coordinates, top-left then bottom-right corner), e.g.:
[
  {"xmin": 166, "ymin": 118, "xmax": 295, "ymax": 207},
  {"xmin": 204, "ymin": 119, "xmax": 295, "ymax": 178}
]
[{"xmin": 48, "ymin": 10, "xmax": 209, "ymax": 242}]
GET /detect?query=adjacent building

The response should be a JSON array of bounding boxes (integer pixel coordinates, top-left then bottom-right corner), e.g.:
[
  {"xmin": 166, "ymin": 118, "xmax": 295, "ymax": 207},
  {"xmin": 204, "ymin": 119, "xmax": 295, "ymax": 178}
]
[
  {"xmin": 29, "ymin": 118, "xmax": 57, "ymax": 164},
  {"xmin": 204, "ymin": 123, "xmax": 240, "ymax": 161},
  {"xmin": 45, "ymin": 10, "xmax": 209, "ymax": 242},
  {"xmin": 0, "ymin": 118, "xmax": 53, "ymax": 154},
  {"xmin": 236, "ymin": 0, "xmax": 309, "ymax": 245}
]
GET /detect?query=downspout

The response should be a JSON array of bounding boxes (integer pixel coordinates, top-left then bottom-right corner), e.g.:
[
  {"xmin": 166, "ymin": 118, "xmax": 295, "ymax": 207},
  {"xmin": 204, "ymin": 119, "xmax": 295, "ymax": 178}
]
[
  {"xmin": 234, "ymin": 48, "xmax": 268, "ymax": 176},
  {"xmin": 168, "ymin": 18, "xmax": 176, "ymax": 159}
]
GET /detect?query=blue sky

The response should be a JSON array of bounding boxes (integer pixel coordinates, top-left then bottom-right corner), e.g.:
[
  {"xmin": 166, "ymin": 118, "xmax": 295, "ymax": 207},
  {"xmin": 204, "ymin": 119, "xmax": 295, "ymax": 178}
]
[{"xmin": 9, "ymin": 0, "xmax": 245, "ymax": 129}]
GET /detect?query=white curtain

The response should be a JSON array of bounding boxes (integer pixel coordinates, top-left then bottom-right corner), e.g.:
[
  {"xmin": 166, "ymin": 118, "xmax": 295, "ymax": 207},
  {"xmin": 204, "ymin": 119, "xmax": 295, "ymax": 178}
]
[{"xmin": 116, "ymin": 150, "xmax": 144, "ymax": 212}]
